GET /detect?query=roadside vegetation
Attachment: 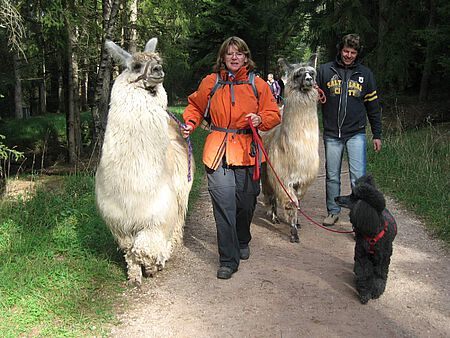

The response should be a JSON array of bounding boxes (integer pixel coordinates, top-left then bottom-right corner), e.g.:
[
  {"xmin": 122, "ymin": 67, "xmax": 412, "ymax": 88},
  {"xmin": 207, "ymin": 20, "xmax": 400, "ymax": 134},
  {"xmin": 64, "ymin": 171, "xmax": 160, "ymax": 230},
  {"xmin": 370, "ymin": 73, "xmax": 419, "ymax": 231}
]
[
  {"xmin": 368, "ymin": 123, "xmax": 449, "ymax": 243},
  {"xmin": 0, "ymin": 108, "xmax": 207, "ymax": 337},
  {"xmin": 0, "ymin": 109, "xmax": 447, "ymax": 336}
]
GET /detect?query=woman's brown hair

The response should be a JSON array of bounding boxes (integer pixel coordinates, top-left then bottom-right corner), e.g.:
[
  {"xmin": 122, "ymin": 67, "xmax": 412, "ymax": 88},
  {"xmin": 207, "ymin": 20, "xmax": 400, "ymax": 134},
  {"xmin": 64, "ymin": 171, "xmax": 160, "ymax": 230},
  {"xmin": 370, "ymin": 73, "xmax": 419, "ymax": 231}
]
[{"xmin": 213, "ymin": 36, "xmax": 256, "ymax": 72}]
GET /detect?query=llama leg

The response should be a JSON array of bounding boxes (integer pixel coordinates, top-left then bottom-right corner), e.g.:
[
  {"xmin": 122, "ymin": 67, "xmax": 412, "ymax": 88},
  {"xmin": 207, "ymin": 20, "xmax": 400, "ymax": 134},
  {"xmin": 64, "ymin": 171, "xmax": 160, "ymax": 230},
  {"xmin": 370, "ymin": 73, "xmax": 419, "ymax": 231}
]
[
  {"xmin": 133, "ymin": 227, "xmax": 172, "ymax": 278},
  {"xmin": 285, "ymin": 202, "xmax": 300, "ymax": 243},
  {"xmin": 290, "ymin": 223, "xmax": 299, "ymax": 243},
  {"xmin": 124, "ymin": 251, "xmax": 143, "ymax": 286},
  {"xmin": 267, "ymin": 195, "xmax": 280, "ymax": 223}
]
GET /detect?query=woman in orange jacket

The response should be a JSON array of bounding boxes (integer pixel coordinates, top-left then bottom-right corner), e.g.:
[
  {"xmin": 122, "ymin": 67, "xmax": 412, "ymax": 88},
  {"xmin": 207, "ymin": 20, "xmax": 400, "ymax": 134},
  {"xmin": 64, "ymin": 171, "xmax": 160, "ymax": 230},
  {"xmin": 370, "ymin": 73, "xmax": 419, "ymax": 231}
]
[{"xmin": 182, "ymin": 36, "xmax": 281, "ymax": 279}]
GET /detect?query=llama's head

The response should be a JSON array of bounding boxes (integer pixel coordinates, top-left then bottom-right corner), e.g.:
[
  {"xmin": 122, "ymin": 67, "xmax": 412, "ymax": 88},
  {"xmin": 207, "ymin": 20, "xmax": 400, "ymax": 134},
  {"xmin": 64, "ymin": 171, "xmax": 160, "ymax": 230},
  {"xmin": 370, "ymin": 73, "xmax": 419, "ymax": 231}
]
[
  {"xmin": 105, "ymin": 38, "xmax": 164, "ymax": 94},
  {"xmin": 278, "ymin": 54, "xmax": 317, "ymax": 93}
]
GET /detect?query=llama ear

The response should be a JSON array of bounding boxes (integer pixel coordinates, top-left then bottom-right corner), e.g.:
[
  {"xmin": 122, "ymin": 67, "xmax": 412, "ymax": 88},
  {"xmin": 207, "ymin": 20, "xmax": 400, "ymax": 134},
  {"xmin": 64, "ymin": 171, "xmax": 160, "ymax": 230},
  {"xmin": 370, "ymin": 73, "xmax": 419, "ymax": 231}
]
[
  {"xmin": 105, "ymin": 40, "xmax": 132, "ymax": 66},
  {"xmin": 307, "ymin": 53, "xmax": 318, "ymax": 68},
  {"xmin": 278, "ymin": 57, "xmax": 294, "ymax": 72},
  {"xmin": 144, "ymin": 38, "xmax": 158, "ymax": 53}
]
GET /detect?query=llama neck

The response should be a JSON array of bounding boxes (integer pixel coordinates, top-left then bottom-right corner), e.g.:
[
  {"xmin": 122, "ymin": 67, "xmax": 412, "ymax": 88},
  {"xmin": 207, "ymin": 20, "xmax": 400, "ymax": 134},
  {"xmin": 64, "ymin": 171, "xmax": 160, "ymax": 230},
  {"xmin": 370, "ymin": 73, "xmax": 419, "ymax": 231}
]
[
  {"xmin": 106, "ymin": 78, "xmax": 170, "ymax": 162},
  {"xmin": 280, "ymin": 89, "xmax": 318, "ymax": 136}
]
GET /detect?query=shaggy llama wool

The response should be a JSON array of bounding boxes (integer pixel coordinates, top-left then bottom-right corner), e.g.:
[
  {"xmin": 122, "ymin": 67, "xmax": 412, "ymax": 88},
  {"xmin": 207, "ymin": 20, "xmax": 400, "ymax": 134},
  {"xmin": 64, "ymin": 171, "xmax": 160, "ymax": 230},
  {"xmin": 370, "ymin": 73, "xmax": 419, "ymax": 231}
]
[
  {"xmin": 95, "ymin": 38, "xmax": 193, "ymax": 285},
  {"xmin": 261, "ymin": 55, "xmax": 320, "ymax": 243}
]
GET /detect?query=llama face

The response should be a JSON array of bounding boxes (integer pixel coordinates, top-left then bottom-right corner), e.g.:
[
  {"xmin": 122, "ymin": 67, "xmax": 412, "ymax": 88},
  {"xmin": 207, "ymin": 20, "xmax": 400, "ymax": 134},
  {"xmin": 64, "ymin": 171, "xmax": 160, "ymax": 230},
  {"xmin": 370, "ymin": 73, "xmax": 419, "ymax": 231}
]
[
  {"xmin": 128, "ymin": 52, "xmax": 164, "ymax": 91},
  {"xmin": 290, "ymin": 65, "xmax": 317, "ymax": 92},
  {"xmin": 278, "ymin": 55, "xmax": 317, "ymax": 93},
  {"xmin": 105, "ymin": 38, "xmax": 165, "ymax": 92}
]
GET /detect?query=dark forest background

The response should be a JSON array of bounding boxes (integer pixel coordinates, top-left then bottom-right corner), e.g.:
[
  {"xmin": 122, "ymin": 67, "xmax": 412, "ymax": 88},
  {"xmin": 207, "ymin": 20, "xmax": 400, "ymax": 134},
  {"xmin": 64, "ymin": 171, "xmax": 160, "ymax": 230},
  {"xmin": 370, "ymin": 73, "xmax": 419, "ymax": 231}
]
[{"xmin": 0, "ymin": 0, "xmax": 449, "ymax": 165}]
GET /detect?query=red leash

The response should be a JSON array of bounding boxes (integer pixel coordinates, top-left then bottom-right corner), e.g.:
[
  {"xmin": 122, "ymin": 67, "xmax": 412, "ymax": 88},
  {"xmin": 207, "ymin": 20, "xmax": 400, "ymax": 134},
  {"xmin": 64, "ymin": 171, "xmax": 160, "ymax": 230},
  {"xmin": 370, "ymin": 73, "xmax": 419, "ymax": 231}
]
[
  {"xmin": 248, "ymin": 116, "xmax": 353, "ymax": 234},
  {"xmin": 314, "ymin": 85, "xmax": 327, "ymax": 104}
]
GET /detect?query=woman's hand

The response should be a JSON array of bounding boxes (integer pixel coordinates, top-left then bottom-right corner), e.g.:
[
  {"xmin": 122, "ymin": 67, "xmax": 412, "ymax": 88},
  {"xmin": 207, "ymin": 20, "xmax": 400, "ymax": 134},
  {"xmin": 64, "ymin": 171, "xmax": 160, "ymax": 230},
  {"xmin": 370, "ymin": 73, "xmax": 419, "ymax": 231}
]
[
  {"xmin": 182, "ymin": 124, "xmax": 193, "ymax": 138},
  {"xmin": 246, "ymin": 113, "xmax": 262, "ymax": 127}
]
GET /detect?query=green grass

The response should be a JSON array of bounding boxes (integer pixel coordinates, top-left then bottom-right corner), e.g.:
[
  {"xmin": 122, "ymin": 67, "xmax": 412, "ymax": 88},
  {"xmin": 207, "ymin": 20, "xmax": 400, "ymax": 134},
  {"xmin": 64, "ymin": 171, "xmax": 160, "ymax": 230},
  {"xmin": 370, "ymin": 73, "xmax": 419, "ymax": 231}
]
[
  {"xmin": 0, "ymin": 175, "xmax": 125, "ymax": 337},
  {"xmin": 367, "ymin": 124, "xmax": 450, "ymax": 243},
  {"xmin": 2, "ymin": 106, "xmax": 446, "ymax": 337},
  {"xmin": 0, "ymin": 106, "xmax": 207, "ymax": 337},
  {"xmin": 0, "ymin": 112, "xmax": 93, "ymax": 164}
]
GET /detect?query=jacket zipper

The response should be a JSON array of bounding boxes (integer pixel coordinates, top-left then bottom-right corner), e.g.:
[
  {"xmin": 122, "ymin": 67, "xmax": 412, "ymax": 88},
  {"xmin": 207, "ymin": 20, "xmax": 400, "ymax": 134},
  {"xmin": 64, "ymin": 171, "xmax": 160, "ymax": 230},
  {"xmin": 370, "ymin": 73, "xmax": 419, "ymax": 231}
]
[
  {"xmin": 330, "ymin": 67, "xmax": 343, "ymax": 138},
  {"xmin": 331, "ymin": 66, "xmax": 361, "ymax": 138}
]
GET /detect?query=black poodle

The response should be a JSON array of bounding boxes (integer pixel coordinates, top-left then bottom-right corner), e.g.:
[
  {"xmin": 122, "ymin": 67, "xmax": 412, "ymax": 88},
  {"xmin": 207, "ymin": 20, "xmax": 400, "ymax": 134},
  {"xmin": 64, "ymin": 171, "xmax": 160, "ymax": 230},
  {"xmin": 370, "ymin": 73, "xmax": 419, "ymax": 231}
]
[{"xmin": 335, "ymin": 175, "xmax": 397, "ymax": 304}]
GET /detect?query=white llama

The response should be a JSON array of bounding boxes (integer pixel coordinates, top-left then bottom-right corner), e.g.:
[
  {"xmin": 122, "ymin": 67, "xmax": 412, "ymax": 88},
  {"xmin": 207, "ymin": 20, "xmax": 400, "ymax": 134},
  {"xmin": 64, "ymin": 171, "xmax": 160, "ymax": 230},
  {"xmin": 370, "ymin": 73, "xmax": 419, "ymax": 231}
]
[
  {"xmin": 95, "ymin": 38, "xmax": 194, "ymax": 285},
  {"xmin": 261, "ymin": 55, "xmax": 320, "ymax": 243}
]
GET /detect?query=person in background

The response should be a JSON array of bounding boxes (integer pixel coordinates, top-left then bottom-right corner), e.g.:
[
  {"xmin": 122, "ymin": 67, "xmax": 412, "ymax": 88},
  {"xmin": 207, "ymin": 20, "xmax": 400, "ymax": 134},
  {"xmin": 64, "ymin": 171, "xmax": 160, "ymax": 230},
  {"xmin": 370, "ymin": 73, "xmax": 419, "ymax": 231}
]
[
  {"xmin": 267, "ymin": 73, "xmax": 281, "ymax": 104},
  {"xmin": 317, "ymin": 33, "xmax": 382, "ymax": 226},
  {"xmin": 277, "ymin": 76, "xmax": 285, "ymax": 105},
  {"xmin": 182, "ymin": 36, "xmax": 281, "ymax": 279}
]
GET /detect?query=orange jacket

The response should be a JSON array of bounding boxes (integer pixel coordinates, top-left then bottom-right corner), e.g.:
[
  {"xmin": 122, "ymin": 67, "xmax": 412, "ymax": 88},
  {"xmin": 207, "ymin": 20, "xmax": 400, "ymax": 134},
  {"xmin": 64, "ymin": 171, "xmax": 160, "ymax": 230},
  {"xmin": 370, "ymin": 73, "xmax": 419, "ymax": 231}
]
[{"xmin": 184, "ymin": 67, "xmax": 281, "ymax": 170}]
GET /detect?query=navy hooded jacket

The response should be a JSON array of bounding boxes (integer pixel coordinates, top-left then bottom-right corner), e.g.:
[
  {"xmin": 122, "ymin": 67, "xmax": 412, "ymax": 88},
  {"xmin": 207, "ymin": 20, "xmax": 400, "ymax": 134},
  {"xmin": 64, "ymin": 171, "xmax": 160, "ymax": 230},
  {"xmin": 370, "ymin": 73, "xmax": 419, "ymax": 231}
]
[{"xmin": 317, "ymin": 56, "xmax": 382, "ymax": 140}]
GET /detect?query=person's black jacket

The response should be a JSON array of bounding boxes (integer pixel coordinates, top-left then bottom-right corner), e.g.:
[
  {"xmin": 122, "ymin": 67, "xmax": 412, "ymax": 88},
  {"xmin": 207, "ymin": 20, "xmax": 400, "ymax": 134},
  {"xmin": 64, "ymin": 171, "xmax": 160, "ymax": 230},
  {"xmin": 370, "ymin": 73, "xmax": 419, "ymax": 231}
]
[{"xmin": 317, "ymin": 57, "xmax": 381, "ymax": 140}]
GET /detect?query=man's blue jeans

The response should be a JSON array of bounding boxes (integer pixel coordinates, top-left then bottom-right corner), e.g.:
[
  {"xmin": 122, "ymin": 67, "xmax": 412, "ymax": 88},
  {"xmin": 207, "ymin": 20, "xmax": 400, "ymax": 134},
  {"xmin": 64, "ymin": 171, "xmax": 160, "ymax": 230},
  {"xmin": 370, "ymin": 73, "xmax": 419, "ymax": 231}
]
[{"xmin": 324, "ymin": 133, "xmax": 367, "ymax": 214}]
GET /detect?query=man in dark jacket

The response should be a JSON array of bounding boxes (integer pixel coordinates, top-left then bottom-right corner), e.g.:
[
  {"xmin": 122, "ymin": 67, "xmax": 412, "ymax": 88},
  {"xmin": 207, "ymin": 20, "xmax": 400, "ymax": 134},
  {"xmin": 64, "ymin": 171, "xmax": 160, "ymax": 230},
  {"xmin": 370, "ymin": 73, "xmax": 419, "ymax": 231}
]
[{"xmin": 317, "ymin": 33, "xmax": 382, "ymax": 226}]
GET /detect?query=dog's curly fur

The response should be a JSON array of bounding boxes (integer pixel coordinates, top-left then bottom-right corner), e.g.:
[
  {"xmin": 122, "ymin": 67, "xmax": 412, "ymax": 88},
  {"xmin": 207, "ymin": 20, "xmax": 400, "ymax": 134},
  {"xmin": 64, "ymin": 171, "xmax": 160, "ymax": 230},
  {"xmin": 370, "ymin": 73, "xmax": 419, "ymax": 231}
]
[{"xmin": 335, "ymin": 175, "xmax": 397, "ymax": 304}]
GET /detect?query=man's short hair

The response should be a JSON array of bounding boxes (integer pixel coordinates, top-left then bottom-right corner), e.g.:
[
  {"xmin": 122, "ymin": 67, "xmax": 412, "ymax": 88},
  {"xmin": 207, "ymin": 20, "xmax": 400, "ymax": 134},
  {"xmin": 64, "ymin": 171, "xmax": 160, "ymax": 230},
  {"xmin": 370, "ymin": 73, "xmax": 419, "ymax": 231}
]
[{"xmin": 340, "ymin": 34, "xmax": 361, "ymax": 52}]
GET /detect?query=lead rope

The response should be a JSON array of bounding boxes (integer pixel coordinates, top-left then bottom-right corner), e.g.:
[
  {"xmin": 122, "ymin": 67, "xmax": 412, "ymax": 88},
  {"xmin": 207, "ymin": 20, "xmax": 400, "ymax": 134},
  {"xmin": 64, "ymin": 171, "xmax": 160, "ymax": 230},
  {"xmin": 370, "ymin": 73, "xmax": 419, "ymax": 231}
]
[
  {"xmin": 167, "ymin": 110, "xmax": 193, "ymax": 182},
  {"xmin": 247, "ymin": 116, "xmax": 353, "ymax": 234},
  {"xmin": 314, "ymin": 84, "xmax": 327, "ymax": 104}
]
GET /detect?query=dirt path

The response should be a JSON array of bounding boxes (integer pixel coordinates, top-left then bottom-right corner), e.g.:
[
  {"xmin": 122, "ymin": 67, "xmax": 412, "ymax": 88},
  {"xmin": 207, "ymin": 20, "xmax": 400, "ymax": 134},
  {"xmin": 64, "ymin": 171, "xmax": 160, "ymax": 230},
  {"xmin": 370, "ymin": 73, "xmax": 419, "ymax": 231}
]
[{"xmin": 110, "ymin": 144, "xmax": 450, "ymax": 338}]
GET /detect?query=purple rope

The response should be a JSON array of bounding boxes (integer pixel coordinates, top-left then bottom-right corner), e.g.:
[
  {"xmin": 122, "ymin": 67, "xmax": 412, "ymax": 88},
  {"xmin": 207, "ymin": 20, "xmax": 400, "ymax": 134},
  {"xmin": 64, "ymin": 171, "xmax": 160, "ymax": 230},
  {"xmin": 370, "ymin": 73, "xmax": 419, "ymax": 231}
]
[{"xmin": 167, "ymin": 110, "xmax": 193, "ymax": 182}]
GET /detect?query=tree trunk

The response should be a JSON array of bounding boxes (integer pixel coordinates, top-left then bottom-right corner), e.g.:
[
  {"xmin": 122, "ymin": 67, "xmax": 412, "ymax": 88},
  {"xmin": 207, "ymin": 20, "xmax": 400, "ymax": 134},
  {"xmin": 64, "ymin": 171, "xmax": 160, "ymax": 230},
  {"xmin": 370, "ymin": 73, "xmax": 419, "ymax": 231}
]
[
  {"xmin": 39, "ymin": 36, "xmax": 47, "ymax": 114},
  {"xmin": 128, "ymin": 0, "xmax": 138, "ymax": 53},
  {"xmin": 80, "ymin": 66, "xmax": 88, "ymax": 111},
  {"xmin": 377, "ymin": 0, "xmax": 389, "ymax": 77},
  {"xmin": 92, "ymin": 0, "xmax": 120, "ymax": 149},
  {"xmin": 39, "ymin": 79, "xmax": 46, "ymax": 114},
  {"xmin": 419, "ymin": 0, "xmax": 436, "ymax": 102},
  {"xmin": 57, "ymin": 55, "xmax": 64, "ymax": 115},
  {"xmin": 13, "ymin": 53, "xmax": 23, "ymax": 119},
  {"xmin": 66, "ymin": 29, "xmax": 76, "ymax": 165},
  {"xmin": 65, "ymin": 22, "xmax": 81, "ymax": 165}
]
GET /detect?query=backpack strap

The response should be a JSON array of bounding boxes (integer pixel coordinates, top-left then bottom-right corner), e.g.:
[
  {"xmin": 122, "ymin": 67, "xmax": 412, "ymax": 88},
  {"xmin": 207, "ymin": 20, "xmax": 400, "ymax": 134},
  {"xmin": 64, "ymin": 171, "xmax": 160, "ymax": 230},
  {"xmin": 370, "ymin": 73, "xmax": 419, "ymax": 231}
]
[
  {"xmin": 203, "ymin": 71, "xmax": 259, "ymax": 123},
  {"xmin": 248, "ymin": 71, "xmax": 259, "ymax": 99},
  {"xmin": 203, "ymin": 73, "xmax": 221, "ymax": 120}
]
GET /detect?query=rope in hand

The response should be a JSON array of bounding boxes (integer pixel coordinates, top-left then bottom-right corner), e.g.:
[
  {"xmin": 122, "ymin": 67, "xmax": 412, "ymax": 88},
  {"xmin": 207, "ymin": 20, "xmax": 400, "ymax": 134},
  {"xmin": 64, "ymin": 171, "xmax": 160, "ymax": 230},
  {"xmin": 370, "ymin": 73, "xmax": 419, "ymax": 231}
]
[
  {"xmin": 167, "ymin": 110, "xmax": 193, "ymax": 182},
  {"xmin": 248, "ymin": 116, "xmax": 353, "ymax": 234}
]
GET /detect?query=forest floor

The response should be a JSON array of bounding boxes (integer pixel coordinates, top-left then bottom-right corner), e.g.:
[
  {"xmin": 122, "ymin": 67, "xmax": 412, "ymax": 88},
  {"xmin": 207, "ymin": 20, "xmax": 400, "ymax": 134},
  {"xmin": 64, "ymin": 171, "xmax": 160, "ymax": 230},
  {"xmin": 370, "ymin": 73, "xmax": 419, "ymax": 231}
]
[{"xmin": 109, "ymin": 143, "xmax": 449, "ymax": 338}]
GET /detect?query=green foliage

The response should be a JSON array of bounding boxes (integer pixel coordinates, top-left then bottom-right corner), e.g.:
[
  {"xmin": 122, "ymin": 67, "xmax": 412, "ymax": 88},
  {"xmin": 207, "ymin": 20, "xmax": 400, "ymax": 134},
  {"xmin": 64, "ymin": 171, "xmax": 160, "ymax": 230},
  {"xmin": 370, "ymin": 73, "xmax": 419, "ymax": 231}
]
[
  {"xmin": 367, "ymin": 124, "xmax": 450, "ymax": 244},
  {"xmin": 0, "ymin": 106, "xmax": 206, "ymax": 336},
  {"xmin": 0, "ymin": 112, "xmax": 93, "ymax": 168},
  {"xmin": 0, "ymin": 134, "xmax": 24, "ymax": 166},
  {"xmin": 0, "ymin": 114, "xmax": 65, "ymax": 148},
  {"xmin": 186, "ymin": 0, "xmax": 311, "ymax": 80},
  {"xmin": 0, "ymin": 174, "xmax": 125, "ymax": 337},
  {"xmin": 137, "ymin": 0, "xmax": 193, "ymax": 103},
  {"xmin": 39, "ymin": 0, "xmax": 66, "ymax": 30}
]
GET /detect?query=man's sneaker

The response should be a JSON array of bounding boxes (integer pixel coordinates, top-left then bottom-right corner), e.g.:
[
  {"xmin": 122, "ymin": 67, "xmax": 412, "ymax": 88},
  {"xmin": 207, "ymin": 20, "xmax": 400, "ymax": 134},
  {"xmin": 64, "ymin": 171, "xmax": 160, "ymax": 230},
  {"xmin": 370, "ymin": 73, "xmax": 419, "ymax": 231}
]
[
  {"xmin": 217, "ymin": 266, "xmax": 237, "ymax": 279},
  {"xmin": 240, "ymin": 246, "xmax": 250, "ymax": 260},
  {"xmin": 323, "ymin": 213, "xmax": 339, "ymax": 226}
]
